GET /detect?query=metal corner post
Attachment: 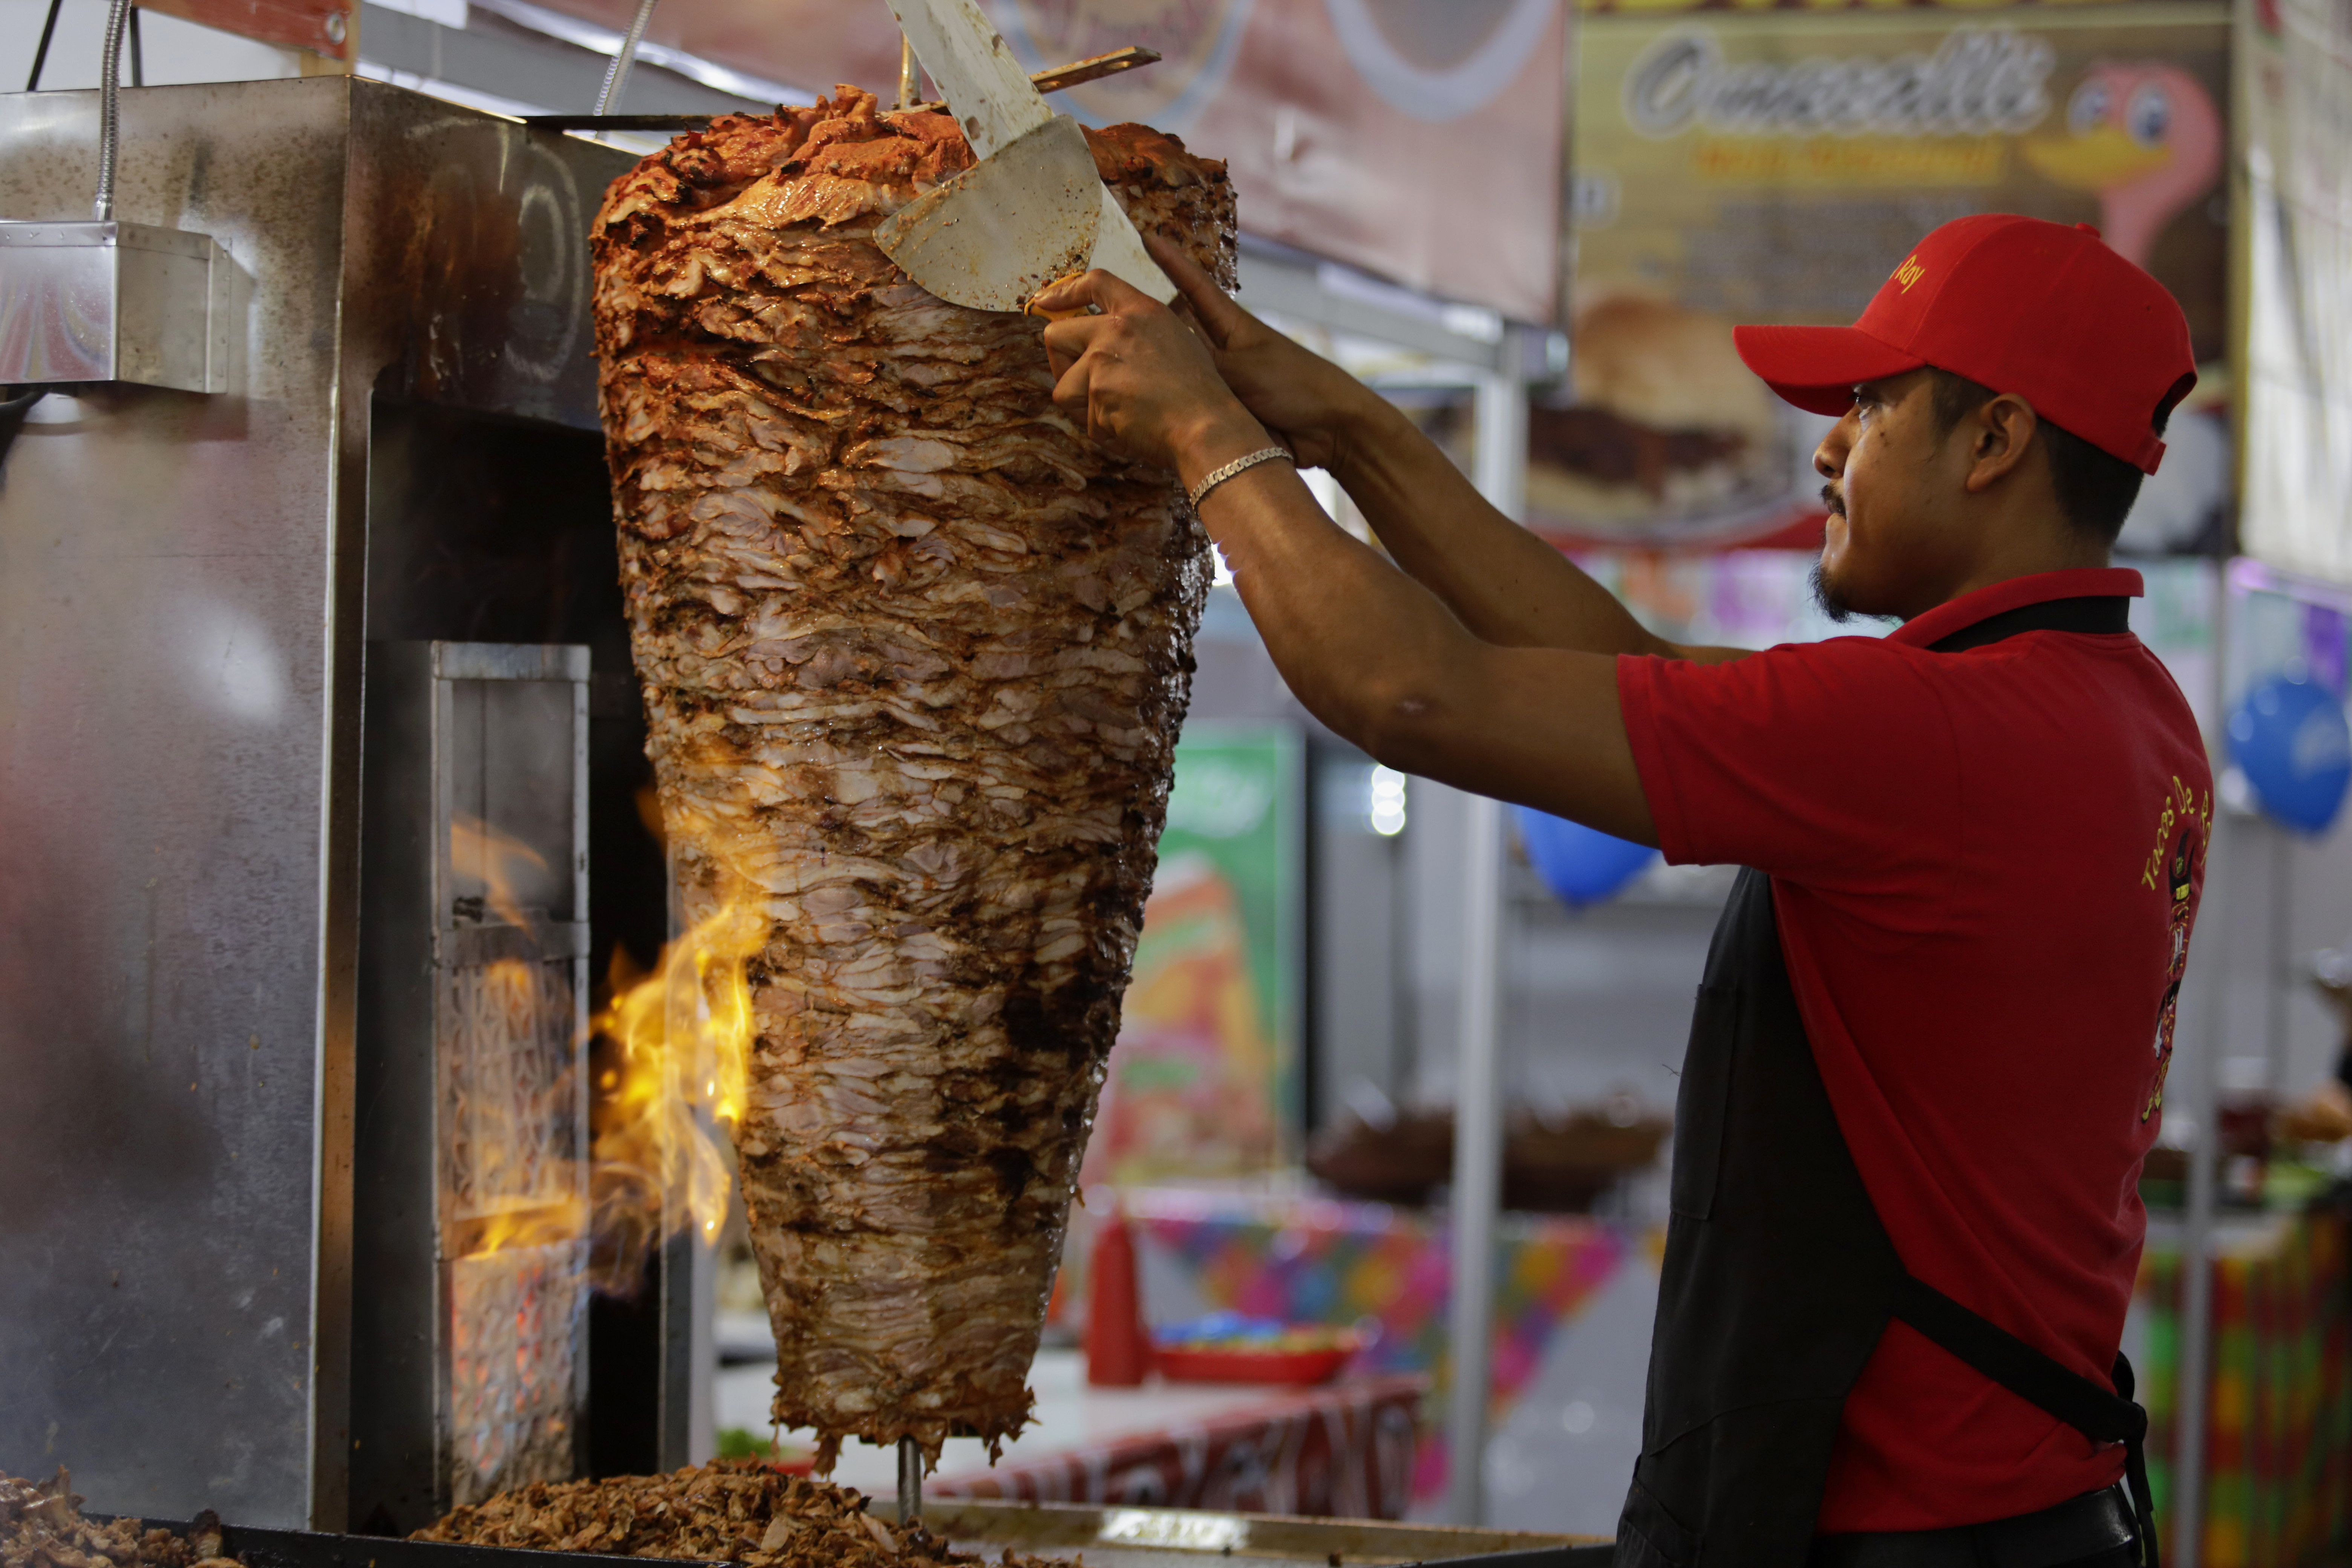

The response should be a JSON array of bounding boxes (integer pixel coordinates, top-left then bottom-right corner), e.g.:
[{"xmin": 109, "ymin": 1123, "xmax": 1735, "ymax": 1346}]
[
  {"xmin": 1444, "ymin": 331, "xmax": 1532, "ymax": 1527},
  {"xmin": 2170, "ymin": 571, "xmax": 2235, "ymax": 1568},
  {"xmin": 1444, "ymin": 792, "xmax": 1507, "ymax": 1527}
]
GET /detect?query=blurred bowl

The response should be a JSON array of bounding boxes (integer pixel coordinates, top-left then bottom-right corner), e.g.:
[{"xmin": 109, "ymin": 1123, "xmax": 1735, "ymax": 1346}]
[
  {"xmin": 1152, "ymin": 1315, "xmax": 1363, "ymax": 1385},
  {"xmin": 1306, "ymin": 1104, "xmax": 1669, "ymax": 1213}
]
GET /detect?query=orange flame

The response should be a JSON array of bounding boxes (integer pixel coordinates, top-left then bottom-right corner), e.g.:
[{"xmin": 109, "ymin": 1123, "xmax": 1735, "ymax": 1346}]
[
  {"xmin": 587, "ymin": 869, "xmax": 764, "ymax": 1288},
  {"xmin": 442, "ymin": 882, "xmax": 587, "ymax": 1266},
  {"xmin": 444, "ymin": 819, "xmax": 583, "ymax": 1270},
  {"xmin": 444, "ymin": 800, "xmax": 766, "ymax": 1291},
  {"xmin": 466, "ymin": 1193, "xmax": 589, "ymax": 1259},
  {"xmin": 450, "ymin": 815, "xmax": 551, "ymax": 929}
]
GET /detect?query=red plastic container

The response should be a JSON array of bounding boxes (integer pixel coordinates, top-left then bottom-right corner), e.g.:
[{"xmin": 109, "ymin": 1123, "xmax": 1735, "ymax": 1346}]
[
  {"xmin": 1085, "ymin": 1205, "xmax": 1150, "ymax": 1386},
  {"xmin": 1153, "ymin": 1338, "xmax": 1360, "ymax": 1386}
]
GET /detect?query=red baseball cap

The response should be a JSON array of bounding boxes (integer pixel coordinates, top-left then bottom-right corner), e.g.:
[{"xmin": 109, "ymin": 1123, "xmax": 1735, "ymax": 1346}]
[{"xmin": 1732, "ymin": 214, "xmax": 2196, "ymax": 474}]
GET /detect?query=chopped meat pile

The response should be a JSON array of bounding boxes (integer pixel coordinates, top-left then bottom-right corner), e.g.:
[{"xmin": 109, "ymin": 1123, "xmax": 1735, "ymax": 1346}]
[
  {"xmin": 415, "ymin": 1462, "xmax": 1041, "ymax": 1568},
  {"xmin": 2, "ymin": 1473, "xmax": 234, "ymax": 1568},
  {"xmin": 591, "ymin": 87, "xmax": 1234, "ymax": 1467}
]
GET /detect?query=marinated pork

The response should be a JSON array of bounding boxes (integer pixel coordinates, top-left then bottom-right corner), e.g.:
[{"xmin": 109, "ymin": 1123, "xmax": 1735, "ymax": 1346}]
[
  {"xmin": 591, "ymin": 88, "xmax": 1234, "ymax": 1465},
  {"xmin": 3, "ymin": 1472, "xmax": 233, "ymax": 1568},
  {"xmin": 416, "ymin": 1461, "xmax": 1049, "ymax": 1567}
]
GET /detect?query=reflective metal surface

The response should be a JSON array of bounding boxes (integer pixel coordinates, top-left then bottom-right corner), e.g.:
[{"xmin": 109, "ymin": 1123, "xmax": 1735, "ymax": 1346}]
[
  {"xmin": 358, "ymin": 394, "xmax": 686, "ymax": 1483},
  {"xmin": 342, "ymin": 84, "xmax": 620, "ymax": 431},
  {"xmin": 0, "ymin": 219, "xmax": 229, "ymax": 390},
  {"xmin": 0, "ymin": 78, "xmax": 631, "ymax": 1528},
  {"xmin": 353, "ymin": 642, "xmax": 590, "ymax": 1531},
  {"xmin": 918, "ymin": 1497, "xmax": 1601, "ymax": 1566}
]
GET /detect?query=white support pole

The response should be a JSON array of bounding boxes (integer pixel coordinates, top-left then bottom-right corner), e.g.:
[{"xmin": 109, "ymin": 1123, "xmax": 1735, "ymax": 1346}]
[
  {"xmin": 1445, "ymin": 791, "xmax": 1507, "ymax": 1527},
  {"xmin": 1471, "ymin": 336, "xmax": 1531, "ymax": 524},
  {"xmin": 2172, "ymin": 576, "xmax": 2234, "ymax": 1568},
  {"xmin": 2173, "ymin": 815, "xmax": 2222, "ymax": 1568},
  {"xmin": 1444, "ymin": 340, "xmax": 1529, "ymax": 1527}
]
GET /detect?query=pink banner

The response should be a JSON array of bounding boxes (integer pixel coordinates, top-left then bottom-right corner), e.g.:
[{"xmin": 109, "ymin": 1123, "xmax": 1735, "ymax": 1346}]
[{"xmin": 534, "ymin": 0, "xmax": 1567, "ymax": 322}]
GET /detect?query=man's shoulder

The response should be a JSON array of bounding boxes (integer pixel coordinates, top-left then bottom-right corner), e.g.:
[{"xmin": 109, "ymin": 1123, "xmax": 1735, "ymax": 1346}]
[{"xmin": 1685, "ymin": 631, "xmax": 1942, "ymax": 699}]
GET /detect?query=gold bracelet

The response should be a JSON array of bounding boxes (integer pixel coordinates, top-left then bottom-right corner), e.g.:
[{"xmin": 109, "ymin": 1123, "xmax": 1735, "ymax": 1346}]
[{"xmin": 1186, "ymin": 446, "xmax": 1294, "ymax": 510}]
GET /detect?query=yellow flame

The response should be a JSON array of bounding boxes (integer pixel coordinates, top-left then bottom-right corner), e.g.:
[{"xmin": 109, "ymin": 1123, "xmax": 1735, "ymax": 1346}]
[
  {"xmin": 588, "ymin": 876, "xmax": 765, "ymax": 1280},
  {"xmin": 465, "ymin": 1196, "xmax": 589, "ymax": 1259},
  {"xmin": 451, "ymin": 814, "xmax": 549, "ymax": 928},
  {"xmin": 439, "ymin": 874, "xmax": 592, "ymax": 1265},
  {"xmin": 443, "ymin": 798, "xmax": 767, "ymax": 1290}
]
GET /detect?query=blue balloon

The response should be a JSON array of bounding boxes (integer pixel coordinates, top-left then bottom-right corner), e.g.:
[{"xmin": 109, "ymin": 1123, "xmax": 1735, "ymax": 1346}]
[
  {"xmin": 1513, "ymin": 805, "xmax": 1658, "ymax": 907},
  {"xmin": 2228, "ymin": 672, "xmax": 2352, "ymax": 836}
]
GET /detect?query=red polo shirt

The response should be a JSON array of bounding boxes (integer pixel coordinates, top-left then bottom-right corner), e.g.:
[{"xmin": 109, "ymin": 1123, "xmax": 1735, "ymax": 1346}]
[{"xmin": 1616, "ymin": 568, "xmax": 2211, "ymax": 1532}]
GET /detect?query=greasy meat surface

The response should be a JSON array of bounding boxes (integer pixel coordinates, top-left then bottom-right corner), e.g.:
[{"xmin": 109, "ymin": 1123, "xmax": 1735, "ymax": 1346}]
[
  {"xmin": 2, "ymin": 1473, "xmax": 233, "ymax": 1568},
  {"xmin": 593, "ymin": 88, "xmax": 1235, "ymax": 1463},
  {"xmin": 416, "ymin": 1463, "xmax": 1044, "ymax": 1568}
]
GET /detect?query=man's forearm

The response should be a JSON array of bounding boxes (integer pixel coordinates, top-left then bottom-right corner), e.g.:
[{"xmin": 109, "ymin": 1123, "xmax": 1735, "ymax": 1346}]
[
  {"xmin": 1329, "ymin": 394, "xmax": 1675, "ymax": 658},
  {"xmin": 1032, "ymin": 255, "xmax": 1658, "ymax": 840},
  {"xmin": 1178, "ymin": 424, "xmax": 1657, "ymax": 842}
]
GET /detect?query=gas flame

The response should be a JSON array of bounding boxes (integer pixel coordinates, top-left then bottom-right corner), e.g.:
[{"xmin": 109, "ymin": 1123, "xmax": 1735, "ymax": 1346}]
[
  {"xmin": 467, "ymin": 1191, "xmax": 589, "ymax": 1258},
  {"xmin": 587, "ymin": 868, "xmax": 766, "ymax": 1289},
  {"xmin": 451, "ymin": 814, "xmax": 550, "ymax": 929},
  {"xmin": 444, "ymin": 801, "xmax": 767, "ymax": 1292},
  {"xmin": 442, "ymin": 821, "xmax": 588, "ymax": 1267}
]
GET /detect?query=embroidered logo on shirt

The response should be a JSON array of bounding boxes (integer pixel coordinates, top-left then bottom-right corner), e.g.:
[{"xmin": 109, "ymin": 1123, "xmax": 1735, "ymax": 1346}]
[{"xmin": 2142, "ymin": 775, "xmax": 2211, "ymax": 1122}]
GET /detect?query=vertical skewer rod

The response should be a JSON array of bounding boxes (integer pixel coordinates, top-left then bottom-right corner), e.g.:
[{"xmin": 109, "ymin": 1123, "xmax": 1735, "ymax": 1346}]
[
  {"xmin": 896, "ymin": 1435, "xmax": 922, "ymax": 1525},
  {"xmin": 594, "ymin": 0, "xmax": 660, "ymax": 118},
  {"xmin": 896, "ymin": 34, "xmax": 917, "ymax": 111},
  {"xmin": 92, "ymin": 0, "xmax": 130, "ymax": 221}
]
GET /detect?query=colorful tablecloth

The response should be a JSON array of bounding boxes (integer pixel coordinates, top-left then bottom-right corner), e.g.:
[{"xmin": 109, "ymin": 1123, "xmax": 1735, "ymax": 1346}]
[
  {"xmin": 2139, "ymin": 1202, "xmax": 2352, "ymax": 1568},
  {"xmin": 929, "ymin": 1373, "xmax": 1427, "ymax": 1519},
  {"xmin": 1084, "ymin": 1186, "xmax": 1637, "ymax": 1509},
  {"xmin": 1049, "ymin": 1187, "xmax": 2352, "ymax": 1546}
]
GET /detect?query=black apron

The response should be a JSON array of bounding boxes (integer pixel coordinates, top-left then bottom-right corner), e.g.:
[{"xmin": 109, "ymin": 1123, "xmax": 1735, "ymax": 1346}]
[{"xmin": 1614, "ymin": 596, "xmax": 2159, "ymax": 1568}]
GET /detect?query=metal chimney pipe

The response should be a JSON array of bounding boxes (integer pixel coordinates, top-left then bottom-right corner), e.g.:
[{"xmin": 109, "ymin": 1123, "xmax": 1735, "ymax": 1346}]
[
  {"xmin": 594, "ymin": 0, "xmax": 661, "ymax": 117},
  {"xmin": 93, "ymin": 0, "xmax": 131, "ymax": 220}
]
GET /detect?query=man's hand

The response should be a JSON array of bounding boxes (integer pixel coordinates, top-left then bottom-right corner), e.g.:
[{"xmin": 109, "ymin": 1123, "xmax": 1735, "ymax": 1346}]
[
  {"xmin": 1035, "ymin": 268, "xmax": 1265, "ymax": 479},
  {"xmin": 1032, "ymin": 238, "xmax": 1387, "ymax": 479},
  {"xmin": 1136, "ymin": 237, "xmax": 1383, "ymax": 476}
]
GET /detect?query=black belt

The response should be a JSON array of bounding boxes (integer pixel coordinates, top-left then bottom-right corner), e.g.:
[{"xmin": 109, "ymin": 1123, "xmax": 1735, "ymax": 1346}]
[{"xmin": 1810, "ymin": 1486, "xmax": 2136, "ymax": 1568}]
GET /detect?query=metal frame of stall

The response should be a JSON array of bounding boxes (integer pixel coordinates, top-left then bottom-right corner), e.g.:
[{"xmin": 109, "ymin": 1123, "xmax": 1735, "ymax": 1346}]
[
  {"xmin": 0, "ymin": 74, "xmax": 706, "ymax": 1524},
  {"xmin": 1235, "ymin": 237, "xmax": 1544, "ymax": 1529}
]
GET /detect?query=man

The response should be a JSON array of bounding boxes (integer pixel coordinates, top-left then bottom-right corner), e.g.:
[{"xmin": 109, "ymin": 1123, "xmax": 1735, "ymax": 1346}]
[{"xmin": 1034, "ymin": 213, "xmax": 2206, "ymax": 1568}]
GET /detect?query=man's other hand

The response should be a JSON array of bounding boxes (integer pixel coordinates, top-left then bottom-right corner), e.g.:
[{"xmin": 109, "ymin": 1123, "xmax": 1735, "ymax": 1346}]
[
  {"xmin": 1035, "ymin": 267, "xmax": 1262, "ymax": 476},
  {"xmin": 1137, "ymin": 237, "xmax": 1377, "ymax": 477}
]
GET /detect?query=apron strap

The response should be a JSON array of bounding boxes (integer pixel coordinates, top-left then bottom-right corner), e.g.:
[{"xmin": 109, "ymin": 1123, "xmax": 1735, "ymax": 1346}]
[{"xmin": 1891, "ymin": 1274, "xmax": 2159, "ymax": 1568}]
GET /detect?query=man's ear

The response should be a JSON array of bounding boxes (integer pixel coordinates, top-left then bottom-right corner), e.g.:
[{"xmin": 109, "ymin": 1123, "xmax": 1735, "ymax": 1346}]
[{"xmin": 1962, "ymin": 394, "xmax": 2039, "ymax": 493}]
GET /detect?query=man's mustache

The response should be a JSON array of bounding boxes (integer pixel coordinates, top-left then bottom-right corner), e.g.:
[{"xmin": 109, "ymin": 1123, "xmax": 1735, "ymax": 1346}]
[{"xmin": 1821, "ymin": 483, "xmax": 1846, "ymax": 518}]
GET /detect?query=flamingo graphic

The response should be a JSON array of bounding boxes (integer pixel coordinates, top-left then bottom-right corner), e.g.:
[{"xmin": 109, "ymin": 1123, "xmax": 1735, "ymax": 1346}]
[{"xmin": 2021, "ymin": 63, "xmax": 2223, "ymax": 266}]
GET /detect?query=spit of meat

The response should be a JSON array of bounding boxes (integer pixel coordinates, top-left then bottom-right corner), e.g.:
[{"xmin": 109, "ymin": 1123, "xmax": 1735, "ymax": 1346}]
[{"xmin": 591, "ymin": 88, "xmax": 1234, "ymax": 1465}]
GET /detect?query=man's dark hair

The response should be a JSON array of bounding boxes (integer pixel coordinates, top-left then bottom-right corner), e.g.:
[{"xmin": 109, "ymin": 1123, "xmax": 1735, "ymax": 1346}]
[{"xmin": 1927, "ymin": 369, "xmax": 2169, "ymax": 545}]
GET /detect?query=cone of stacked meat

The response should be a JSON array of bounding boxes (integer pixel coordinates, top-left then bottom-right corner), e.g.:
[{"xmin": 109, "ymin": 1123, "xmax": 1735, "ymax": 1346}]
[{"xmin": 591, "ymin": 88, "xmax": 1234, "ymax": 1467}]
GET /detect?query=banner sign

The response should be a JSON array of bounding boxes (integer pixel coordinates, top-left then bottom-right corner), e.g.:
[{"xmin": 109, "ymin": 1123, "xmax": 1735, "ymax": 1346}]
[
  {"xmin": 1543, "ymin": 0, "xmax": 2231, "ymax": 550},
  {"xmin": 2238, "ymin": 0, "xmax": 2352, "ymax": 586},
  {"xmin": 140, "ymin": 0, "xmax": 350, "ymax": 58},
  {"xmin": 531, "ymin": 0, "xmax": 1567, "ymax": 323},
  {"xmin": 1082, "ymin": 724, "xmax": 1301, "ymax": 1186}
]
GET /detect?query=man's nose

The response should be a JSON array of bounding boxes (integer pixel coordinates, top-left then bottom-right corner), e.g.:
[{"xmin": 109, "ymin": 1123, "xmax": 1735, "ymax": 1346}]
[{"xmin": 1814, "ymin": 411, "xmax": 1857, "ymax": 480}]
